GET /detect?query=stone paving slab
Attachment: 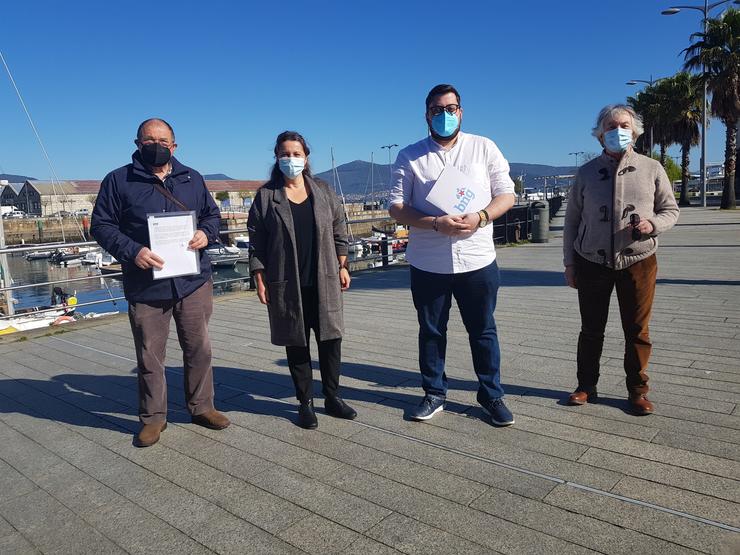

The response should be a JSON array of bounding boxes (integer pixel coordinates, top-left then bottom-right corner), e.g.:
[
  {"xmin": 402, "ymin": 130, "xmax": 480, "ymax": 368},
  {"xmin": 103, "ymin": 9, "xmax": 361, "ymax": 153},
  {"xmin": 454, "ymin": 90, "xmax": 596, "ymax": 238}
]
[{"xmin": 0, "ymin": 206, "xmax": 738, "ymax": 554}]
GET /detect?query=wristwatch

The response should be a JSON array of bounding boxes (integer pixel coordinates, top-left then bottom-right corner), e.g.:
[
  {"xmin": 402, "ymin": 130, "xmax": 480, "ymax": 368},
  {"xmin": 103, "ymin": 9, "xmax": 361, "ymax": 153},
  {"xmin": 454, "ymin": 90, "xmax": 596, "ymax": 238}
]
[{"xmin": 477, "ymin": 210, "xmax": 489, "ymax": 228}]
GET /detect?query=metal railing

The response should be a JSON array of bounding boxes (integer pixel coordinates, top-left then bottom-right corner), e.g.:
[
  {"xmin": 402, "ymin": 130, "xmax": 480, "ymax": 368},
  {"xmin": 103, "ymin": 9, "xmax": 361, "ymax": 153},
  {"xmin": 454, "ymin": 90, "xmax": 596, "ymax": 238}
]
[{"xmin": 1, "ymin": 199, "xmax": 564, "ymax": 320}]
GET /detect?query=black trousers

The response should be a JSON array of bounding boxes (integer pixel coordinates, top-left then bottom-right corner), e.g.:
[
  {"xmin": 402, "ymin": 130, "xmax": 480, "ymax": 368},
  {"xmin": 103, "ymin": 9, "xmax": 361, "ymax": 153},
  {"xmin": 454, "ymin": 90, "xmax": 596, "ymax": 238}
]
[{"xmin": 285, "ymin": 286, "xmax": 342, "ymax": 403}]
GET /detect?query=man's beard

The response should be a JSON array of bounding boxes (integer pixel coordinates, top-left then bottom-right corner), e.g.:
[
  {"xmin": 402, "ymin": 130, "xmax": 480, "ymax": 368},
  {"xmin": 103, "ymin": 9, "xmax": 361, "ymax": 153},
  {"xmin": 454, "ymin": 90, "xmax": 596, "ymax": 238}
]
[{"xmin": 429, "ymin": 124, "xmax": 460, "ymax": 142}]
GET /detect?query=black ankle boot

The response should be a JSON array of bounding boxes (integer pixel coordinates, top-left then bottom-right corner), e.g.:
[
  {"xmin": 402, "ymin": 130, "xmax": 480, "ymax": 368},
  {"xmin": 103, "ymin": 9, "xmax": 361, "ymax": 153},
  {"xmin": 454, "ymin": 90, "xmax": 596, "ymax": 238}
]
[
  {"xmin": 298, "ymin": 400, "xmax": 318, "ymax": 429},
  {"xmin": 325, "ymin": 396, "xmax": 357, "ymax": 420}
]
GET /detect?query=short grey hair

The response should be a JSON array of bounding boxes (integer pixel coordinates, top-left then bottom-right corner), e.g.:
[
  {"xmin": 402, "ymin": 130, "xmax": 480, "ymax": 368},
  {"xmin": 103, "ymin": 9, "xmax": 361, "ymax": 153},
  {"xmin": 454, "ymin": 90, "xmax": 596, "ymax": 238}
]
[
  {"xmin": 136, "ymin": 118, "xmax": 175, "ymax": 141},
  {"xmin": 591, "ymin": 104, "xmax": 644, "ymax": 141}
]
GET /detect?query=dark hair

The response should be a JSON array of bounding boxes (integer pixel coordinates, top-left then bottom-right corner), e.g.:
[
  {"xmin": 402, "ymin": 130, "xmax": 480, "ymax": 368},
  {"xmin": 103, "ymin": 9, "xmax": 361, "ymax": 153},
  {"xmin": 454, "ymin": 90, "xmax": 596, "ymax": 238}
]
[
  {"xmin": 136, "ymin": 118, "xmax": 175, "ymax": 141},
  {"xmin": 269, "ymin": 130, "xmax": 313, "ymax": 183},
  {"xmin": 425, "ymin": 84, "xmax": 461, "ymax": 110}
]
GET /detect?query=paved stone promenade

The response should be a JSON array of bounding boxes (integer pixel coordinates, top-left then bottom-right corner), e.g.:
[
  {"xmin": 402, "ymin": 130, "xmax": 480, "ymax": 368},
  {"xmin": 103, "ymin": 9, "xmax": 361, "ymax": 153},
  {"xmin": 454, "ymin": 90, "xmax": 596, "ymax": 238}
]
[{"xmin": 0, "ymin": 206, "xmax": 739, "ymax": 554}]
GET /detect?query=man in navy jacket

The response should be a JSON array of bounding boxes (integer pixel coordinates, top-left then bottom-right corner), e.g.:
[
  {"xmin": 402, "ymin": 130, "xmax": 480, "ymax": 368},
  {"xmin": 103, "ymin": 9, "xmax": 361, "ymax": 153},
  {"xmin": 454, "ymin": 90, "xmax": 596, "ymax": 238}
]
[{"xmin": 92, "ymin": 118, "xmax": 230, "ymax": 447}]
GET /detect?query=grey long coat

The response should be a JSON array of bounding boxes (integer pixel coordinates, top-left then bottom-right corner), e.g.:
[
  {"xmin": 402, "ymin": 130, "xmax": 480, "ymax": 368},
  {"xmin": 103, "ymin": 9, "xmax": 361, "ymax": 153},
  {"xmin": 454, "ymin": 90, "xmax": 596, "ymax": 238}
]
[{"xmin": 248, "ymin": 176, "xmax": 349, "ymax": 347}]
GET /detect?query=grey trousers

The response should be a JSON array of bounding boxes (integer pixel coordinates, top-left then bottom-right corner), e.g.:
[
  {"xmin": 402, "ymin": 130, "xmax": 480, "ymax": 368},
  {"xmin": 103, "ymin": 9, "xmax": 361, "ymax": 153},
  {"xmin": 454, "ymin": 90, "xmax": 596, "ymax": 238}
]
[{"xmin": 128, "ymin": 280, "xmax": 215, "ymax": 424}]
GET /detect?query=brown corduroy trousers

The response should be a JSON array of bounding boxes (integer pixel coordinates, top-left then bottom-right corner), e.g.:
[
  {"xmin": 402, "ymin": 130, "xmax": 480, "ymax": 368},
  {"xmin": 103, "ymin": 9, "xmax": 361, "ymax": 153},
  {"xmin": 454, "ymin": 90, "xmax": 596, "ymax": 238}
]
[
  {"xmin": 574, "ymin": 253, "xmax": 657, "ymax": 396},
  {"xmin": 128, "ymin": 280, "xmax": 215, "ymax": 424}
]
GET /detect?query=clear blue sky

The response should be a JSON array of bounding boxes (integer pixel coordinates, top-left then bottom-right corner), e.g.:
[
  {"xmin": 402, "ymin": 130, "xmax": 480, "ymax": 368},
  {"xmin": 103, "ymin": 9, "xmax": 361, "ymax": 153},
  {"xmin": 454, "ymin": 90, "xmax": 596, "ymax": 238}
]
[{"xmin": 0, "ymin": 0, "xmax": 731, "ymax": 180}]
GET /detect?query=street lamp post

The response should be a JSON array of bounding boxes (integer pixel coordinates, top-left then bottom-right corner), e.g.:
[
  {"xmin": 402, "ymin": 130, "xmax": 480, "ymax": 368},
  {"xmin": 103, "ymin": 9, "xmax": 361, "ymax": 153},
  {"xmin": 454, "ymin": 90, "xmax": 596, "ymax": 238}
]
[
  {"xmin": 662, "ymin": 0, "xmax": 740, "ymax": 207},
  {"xmin": 626, "ymin": 74, "xmax": 667, "ymax": 156},
  {"xmin": 381, "ymin": 144, "xmax": 398, "ymax": 203},
  {"xmin": 569, "ymin": 151, "xmax": 584, "ymax": 169}
]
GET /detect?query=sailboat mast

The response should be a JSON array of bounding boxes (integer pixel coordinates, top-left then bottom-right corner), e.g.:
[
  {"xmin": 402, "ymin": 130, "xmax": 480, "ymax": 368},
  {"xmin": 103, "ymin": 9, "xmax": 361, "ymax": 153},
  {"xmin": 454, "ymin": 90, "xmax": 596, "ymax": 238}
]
[
  {"xmin": 331, "ymin": 148, "xmax": 337, "ymax": 195},
  {"xmin": 370, "ymin": 152, "xmax": 374, "ymax": 210},
  {"xmin": 331, "ymin": 148, "xmax": 352, "ymax": 242},
  {"xmin": 0, "ymin": 212, "xmax": 15, "ymax": 317}
]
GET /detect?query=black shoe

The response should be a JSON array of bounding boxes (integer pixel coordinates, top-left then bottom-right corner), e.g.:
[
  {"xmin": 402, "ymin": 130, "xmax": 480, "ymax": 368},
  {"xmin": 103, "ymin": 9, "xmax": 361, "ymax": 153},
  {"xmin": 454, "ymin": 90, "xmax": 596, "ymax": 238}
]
[
  {"xmin": 408, "ymin": 394, "xmax": 445, "ymax": 421},
  {"xmin": 480, "ymin": 397, "xmax": 515, "ymax": 426},
  {"xmin": 297, "ymin": 400, "xmax": 318, "ymax": 429},
  {"xmin": 324, "ymin": 396, "xmax": 357, "ymax": 420}
]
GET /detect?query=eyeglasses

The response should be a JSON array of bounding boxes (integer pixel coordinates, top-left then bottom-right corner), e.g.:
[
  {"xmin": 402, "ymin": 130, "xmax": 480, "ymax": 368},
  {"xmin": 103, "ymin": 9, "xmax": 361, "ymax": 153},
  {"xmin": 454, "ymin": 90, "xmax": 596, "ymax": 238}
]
[
  {"xmin": 428, "ymin": 104, "xmax": 460, "ymax": 116},
  {"xmin": 140, "ymin": 138, "xmax": 174, "ymax": 147}
]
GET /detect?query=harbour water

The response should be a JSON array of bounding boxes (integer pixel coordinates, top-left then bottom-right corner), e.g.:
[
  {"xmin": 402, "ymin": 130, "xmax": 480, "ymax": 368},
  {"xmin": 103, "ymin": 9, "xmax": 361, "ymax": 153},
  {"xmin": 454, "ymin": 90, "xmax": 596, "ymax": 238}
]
[
  {"xmin": 4, "ymin": 254, "xmax": 253, "ymax": 316},
  {"xmin": 3, "ymin": 248, "xmax": 394, "ymax": 318}
]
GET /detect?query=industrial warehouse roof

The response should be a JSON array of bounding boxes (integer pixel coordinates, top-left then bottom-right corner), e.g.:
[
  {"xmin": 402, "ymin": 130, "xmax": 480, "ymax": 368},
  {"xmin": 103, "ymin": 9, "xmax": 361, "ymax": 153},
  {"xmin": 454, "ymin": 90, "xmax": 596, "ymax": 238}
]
[{"xmin": 13, "ymin": 179, "xmax": 266, "ymax": 196}]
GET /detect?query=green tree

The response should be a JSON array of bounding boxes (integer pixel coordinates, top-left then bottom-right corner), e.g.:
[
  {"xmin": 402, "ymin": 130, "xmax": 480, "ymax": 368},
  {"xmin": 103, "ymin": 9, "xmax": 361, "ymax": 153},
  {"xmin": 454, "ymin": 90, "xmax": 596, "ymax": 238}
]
[
  {"xmin": 629, "ymin": 80, "xmax": 676, "ymax": 166},
  {"xmin": 663, "ymin": 73, "xmax": 704, "ymax": 206},
  {"xmin": 652, "ymin": 153, "xmax": 682, "ymax": 183},
  {"xmin": 215, "ymin": 191, "xmax": 230, "ymax": 202},
  {"xmin": 683, "ymin": 8, "xmax": 739, "ymax": 209},
  {"xmin": 580, "ymin": 152, "xmax": 599, "ymax": 163},
  {"xmin": 512, "ymin": 176, "xmax": 524, "ymax": 195},
  {"xmin": 629, "ymin": 86, "xmax": 660, "ymax": 156}
]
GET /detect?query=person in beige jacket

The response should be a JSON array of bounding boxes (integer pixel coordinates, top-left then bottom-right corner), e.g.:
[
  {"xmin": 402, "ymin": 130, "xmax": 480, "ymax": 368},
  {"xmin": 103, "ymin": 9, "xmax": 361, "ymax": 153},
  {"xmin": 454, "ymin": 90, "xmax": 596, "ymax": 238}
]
[{"xmin": 563, "ymin": 104, "xmax": 679, "ymax": 415}]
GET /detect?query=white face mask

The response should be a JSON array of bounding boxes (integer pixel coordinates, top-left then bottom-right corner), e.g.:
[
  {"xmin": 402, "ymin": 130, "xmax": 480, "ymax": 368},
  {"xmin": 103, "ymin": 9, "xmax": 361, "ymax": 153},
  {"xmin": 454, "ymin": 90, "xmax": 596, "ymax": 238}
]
[{"xmin": 278, "ymin": 157, "xmax": 305, "ymax": 179}]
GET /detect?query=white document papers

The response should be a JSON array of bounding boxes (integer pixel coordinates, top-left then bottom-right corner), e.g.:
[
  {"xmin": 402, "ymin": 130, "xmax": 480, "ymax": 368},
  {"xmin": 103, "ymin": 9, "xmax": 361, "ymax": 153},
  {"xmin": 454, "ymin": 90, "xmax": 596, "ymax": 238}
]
[
  {"xmin": 424, "ymin": 164, "xmax": 490, "ymax": 216},
  {"xmin": 147, "ymin": 211, "xmax": 200, "ymax": 280}
]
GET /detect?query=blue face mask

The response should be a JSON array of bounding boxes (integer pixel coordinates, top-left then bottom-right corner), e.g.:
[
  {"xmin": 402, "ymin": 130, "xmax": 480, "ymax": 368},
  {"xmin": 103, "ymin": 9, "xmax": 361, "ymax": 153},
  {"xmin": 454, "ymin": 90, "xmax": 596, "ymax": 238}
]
[
  {"xmin": 431, "ymin": 111, "xmax": 460, "ymax": 138},
  {"xmin": 278, "ymin": 157, "xmax": 305, "ymax": 179},
  {"xmin": 603, "ymin": 127, "xmax": 632, "ymax": 153}
]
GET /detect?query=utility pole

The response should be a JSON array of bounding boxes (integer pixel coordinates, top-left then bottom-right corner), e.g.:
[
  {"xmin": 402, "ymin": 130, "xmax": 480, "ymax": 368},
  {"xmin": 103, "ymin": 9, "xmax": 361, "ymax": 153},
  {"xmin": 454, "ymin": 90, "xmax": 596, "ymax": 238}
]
[{"xmin": 381, "ymin": 144, "xmax": 398, "ymax": 206}]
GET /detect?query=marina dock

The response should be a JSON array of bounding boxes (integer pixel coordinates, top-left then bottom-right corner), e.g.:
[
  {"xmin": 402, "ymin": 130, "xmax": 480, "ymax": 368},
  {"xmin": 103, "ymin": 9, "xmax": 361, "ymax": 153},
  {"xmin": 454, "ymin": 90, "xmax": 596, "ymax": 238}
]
[{"xmin": 0, "ymin": 206, "xmax": 738, "ymax": 554}]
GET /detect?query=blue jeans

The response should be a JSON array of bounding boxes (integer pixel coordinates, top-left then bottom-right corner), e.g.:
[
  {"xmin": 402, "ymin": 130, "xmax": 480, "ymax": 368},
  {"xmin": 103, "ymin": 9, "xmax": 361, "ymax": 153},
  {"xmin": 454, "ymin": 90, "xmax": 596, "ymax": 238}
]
[{"xmin": 410, "ymin": 260, "xmax": 504, "ymax": 403}]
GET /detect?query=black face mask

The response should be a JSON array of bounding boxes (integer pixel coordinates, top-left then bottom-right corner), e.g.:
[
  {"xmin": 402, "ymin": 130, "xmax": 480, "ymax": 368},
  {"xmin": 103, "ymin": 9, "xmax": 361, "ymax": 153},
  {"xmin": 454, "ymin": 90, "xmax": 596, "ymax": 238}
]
[{"xmin": 139, "ymin": 143, "xmax": 172, "ymax": 167}]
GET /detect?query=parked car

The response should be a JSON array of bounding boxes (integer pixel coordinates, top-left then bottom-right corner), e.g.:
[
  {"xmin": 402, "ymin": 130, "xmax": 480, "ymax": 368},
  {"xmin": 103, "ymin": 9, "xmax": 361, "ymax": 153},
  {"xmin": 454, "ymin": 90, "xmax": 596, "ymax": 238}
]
[
  {"xmin": 50, "ymin": 211, "xmax": 72, "ymax": 218},
  {"xmin": 73, "ymin": 208, "xmax": 90, "ymax": 216},
  {"xmin": 2, "ymin": 210, "xmax": 26, "ymax": 219}
]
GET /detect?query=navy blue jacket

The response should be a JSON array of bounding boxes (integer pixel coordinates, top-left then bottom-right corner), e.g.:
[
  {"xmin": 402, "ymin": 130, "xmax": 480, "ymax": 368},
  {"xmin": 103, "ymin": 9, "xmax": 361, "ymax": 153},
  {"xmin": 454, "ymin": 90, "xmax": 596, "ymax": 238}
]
[{"xmin": 91, "ymin": 151, "xmax": 221, "ymax": 302}]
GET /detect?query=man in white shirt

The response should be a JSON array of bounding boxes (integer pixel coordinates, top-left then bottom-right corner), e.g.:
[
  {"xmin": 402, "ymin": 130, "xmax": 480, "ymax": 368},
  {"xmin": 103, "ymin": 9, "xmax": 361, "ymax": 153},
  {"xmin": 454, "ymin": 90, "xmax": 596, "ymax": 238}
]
[{"xmin": 389, "ymin": 84, "xmax": 516, "ymax": 425}]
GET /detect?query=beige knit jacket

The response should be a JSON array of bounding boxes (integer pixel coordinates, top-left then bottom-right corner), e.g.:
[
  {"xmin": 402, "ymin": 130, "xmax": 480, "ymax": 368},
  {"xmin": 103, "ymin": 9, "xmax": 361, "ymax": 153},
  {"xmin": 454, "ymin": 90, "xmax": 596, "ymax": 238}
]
[{"xmin": 563, "ymin": 150, "xmax": 680, "ymax": 270}]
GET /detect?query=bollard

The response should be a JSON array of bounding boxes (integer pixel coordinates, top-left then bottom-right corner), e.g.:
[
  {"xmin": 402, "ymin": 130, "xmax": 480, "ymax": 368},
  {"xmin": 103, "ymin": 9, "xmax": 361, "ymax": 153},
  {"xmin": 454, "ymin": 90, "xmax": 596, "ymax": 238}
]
[
  {"xmin": 380, "ymin": 235, "xmax": 392, "ymax": 267},
  {"xmin": 531, "ymin": 200, "xmax": 549, "ymax": 243}
]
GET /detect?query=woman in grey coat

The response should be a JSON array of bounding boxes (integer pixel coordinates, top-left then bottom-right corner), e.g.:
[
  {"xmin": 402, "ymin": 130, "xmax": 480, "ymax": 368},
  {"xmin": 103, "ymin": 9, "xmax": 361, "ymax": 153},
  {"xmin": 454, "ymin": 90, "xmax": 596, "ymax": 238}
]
[
  {"xmin": 248, "ymin": 131, "xmax": 356, "ymax": 429},
  {"xmin": 563, "ymin": 105, "xmax": 679, "ymax": 415}
]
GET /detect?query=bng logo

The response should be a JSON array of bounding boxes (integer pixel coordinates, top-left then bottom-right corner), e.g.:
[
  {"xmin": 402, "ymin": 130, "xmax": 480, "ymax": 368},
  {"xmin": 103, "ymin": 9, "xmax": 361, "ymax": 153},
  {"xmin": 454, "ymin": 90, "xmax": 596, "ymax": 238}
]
[{"xmin": 453, "ymin": 187, "xmax": 475, "ymax": 213}]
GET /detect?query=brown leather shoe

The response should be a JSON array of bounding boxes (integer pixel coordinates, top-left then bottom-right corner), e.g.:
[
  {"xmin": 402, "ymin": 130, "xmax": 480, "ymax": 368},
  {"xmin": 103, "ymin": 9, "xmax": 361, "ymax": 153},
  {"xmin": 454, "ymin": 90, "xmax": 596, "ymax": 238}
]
[
  {"xmin": 135, "ymin": 421, "xmax": 167, "ymax": 448},
  {"xmin": 629, "ymin": 394, "xmax": 654, "ymax": 415},
  {"xmin": 191, "ymin": 409, "xmax": 230, "ymax": 430},
  {"xmin": 568, "ymin": 390, "xmax": 597, "ymax": 406}
]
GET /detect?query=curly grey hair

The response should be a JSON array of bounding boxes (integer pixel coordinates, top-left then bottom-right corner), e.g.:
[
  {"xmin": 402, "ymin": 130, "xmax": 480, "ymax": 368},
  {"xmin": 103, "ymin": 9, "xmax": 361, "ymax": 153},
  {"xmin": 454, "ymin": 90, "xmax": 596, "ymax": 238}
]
[{"xmin": 591, "ymin": 104, "xmax": 644, "ymax": 141}]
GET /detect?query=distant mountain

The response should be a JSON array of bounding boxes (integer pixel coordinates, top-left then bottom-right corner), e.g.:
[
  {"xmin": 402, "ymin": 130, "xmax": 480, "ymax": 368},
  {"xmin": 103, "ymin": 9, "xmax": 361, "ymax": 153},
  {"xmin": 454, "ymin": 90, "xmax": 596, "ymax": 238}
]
[
  {"xmin": 314, "ymin": 160, "xmax": 576, "ymax": 198},
  {"xmin": 203, "ymin": 173, "xmax": 234, "ymax": 180},
  {"xmin": 314, "ymin": 160, "xmax": 392, "ymax": 197},
  {"xmin": 509, "ymin": 163, "xmax": 577, "ymax": 181},
  {"xmin": 0, "ymin": 174, "xmax": 35, "ymax": 182}
]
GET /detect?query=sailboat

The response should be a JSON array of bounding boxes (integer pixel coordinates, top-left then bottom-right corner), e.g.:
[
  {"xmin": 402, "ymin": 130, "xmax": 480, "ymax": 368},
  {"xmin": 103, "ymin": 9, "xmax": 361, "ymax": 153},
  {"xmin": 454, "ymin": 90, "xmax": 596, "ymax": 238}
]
[
  {"xmin": 330, "ymin": 148, "xmax": 363, "ymax": 255},
  {"xmin": 0, "ymin": 50, "xmax": 117, "ymax": 332}
]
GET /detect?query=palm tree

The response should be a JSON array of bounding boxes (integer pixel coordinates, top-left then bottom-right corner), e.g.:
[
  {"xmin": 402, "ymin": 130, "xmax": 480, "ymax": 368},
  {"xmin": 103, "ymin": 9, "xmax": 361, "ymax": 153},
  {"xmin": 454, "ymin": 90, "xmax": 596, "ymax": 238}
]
[
  {"xmin": 653, "ymin": 79, "xmax": 681, "ymax": 167},
  {"xmin": 683, "ymin": 8, "xmax": 739, "ymax": 209},
  {"xmin": 628, "ymin": 88, "xmax": 658, "ymax": 156},
  {"xmin": 663, "ymin": 73, "xmax": 704, "ymax": 206},
  {"xmin": 628, "ymin": 81, "xmax": 675, "ymax": 165}
]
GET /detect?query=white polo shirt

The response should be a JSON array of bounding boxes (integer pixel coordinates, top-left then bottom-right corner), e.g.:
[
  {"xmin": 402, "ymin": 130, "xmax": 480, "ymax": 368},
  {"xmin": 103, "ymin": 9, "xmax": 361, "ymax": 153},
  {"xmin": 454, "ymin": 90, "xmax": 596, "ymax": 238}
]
[{"xmin": 390, "ymin": 132, "xmax": 515, "ymax": 274}]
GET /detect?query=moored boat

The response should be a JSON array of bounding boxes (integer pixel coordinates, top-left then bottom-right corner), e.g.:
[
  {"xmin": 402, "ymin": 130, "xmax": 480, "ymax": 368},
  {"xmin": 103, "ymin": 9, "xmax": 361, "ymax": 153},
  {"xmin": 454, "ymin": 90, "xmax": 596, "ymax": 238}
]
[
  {"xmin": 25, "ymin": 250, "xmax": 54, "ymax": 261},
  {"xmin": 206, "ymin": 245, "xmax": 241, "ymax": 268}
]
